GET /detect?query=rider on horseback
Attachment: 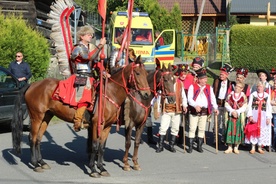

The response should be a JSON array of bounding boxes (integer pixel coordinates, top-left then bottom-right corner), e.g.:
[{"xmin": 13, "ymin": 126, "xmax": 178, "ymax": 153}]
[
  {"xmin": 70, "ymin": 25, "xmax": 106, "ymax": 131},
  {"xmin": 109, "ymin": 34, "xmax": 136, "ymax": 70}
]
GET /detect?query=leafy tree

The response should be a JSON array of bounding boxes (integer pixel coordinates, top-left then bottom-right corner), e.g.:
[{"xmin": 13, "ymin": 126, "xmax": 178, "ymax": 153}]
[
  {"xmin": 0, "ymin": 13, "xmax": 51, "ymax": 81},
  {"xmin": 75, "ymin": 0, "xmax": 97, "ymax": 12},
  {"xmin": 76, "ymin": 0, "xmax": 182, "ymax": 32},
  {"xmin": 229, "ymin": 15, "xmax": 238, "ymax": 27}
]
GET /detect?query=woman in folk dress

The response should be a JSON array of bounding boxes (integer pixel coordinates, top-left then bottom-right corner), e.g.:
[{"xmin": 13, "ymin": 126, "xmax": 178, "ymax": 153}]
[
  {"xmin": 245, "ymin": 81, "xmax": 272, "ymax": 154},
  {"xmin": 224, "ymin": 82, "xmax": 247, "ymax": 154}
]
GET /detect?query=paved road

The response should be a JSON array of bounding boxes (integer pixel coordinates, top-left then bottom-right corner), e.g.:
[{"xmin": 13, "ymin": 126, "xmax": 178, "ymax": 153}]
[{"xmin": 0, "ymin": 121, "xmax": 276, "ymax": 184}]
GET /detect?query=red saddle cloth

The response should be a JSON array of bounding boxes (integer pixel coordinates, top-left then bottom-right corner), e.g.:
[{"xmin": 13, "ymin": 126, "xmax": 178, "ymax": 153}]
[{"xmin": 52, "ymin": 74, "xmax": 95, "ymax": 110}]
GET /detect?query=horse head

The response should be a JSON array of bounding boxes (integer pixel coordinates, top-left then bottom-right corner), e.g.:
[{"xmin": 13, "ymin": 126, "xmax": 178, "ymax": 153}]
[
  {"xmin": 158, "ymin": 62, "xmax": 176, "ymax": 104},
  {"xmin": 122, "ymin": 55, "xmax": 151, "ymax": 100}
]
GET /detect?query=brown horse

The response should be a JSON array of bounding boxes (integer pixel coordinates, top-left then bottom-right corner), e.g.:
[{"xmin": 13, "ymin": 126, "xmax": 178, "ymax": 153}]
[
  {"xmin": 121, "ymin": 63, "xmax": 176, "ymax": 171},
  {"xmin": 11, "ymin": 56, "xmax": 151, "ymax": 176}
]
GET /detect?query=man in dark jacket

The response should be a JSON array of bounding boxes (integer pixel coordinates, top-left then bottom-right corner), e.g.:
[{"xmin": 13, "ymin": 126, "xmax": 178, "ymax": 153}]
[{"xmin": 8, "ymin": 52, "xmax": 32, "ymax": 88}]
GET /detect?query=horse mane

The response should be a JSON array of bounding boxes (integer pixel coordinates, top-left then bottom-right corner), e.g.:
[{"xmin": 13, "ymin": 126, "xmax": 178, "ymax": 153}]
[{"xmin": 110, "ymin": 67, "xmax": 123, "ymax": 75}]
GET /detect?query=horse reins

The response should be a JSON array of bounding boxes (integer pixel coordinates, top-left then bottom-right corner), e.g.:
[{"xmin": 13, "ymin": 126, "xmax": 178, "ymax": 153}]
[
  {"xmin": 153, "ymin": 70, "xmax": 175, "ymax": 98},
  {"xmin": 101, "ymin": 63, "xmax": 150, "ymax": 130},
  {"xmin": 108, "ymin": 62, "xmax": 150, "ymax": 95},
  {"xmin": 127, "ymin": 69, "xmax": 176, "ymax": 128}
]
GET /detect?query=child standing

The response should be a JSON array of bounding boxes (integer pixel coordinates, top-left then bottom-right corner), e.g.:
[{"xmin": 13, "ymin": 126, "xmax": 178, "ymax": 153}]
[{"xmin": 224, "ymin": 82, "xmax": 248, "ymax": 154}]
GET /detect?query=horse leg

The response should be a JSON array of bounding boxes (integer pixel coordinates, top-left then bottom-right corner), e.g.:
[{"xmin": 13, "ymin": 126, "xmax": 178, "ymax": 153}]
[
  {"xmin": 123, "ymin": 125, "xmax": 132, "ymax": 171},
  {"xmin": 132, "ymin": 124, "xmax": 146, "ymax": 171},
  {"xmin": 29, "ymin": 133, "xmax": 43, "ymax": 172},
  {"xmin": 89, "ymin": 124, "xmax": 101, "ymax": 178},
  {"xmin": 29, "ymin": 114, "xmax": 51, "ymax": 172},
  {"xmin": 86, "ymin": 126, "xmax": 92, "ymax": 160},
  {"xmin": 97, "ymin": 139, "xmax": 110, "ymax": 176},
  {"xmin": 97, "ymin": 126, "xmax": 111, "ymax": 177},
  {"xmin": 36, "ymin": 120, "xmax": 51, "ymax": 170}
]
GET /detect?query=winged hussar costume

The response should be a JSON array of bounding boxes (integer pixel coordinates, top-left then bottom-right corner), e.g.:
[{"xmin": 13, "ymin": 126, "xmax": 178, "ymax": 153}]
[{"xmin": 47, "ymin": 0, "xmax": 105, "ymax": 131}]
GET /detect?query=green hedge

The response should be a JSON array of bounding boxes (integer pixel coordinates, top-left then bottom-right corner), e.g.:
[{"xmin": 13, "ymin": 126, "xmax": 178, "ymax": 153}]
[
  {"xmin": 230, "ymin": 25, "xmax": 276, "ymax": 71},
  {"xmin": 0, "ymin": 13, "xmax": 51, "ymax": 81}
]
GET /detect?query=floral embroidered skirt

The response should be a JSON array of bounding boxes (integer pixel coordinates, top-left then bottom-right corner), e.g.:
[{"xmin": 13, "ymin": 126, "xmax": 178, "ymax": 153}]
[{"xmin": 225, "ymin": 117, "xmax": 244, "ymax": 144}]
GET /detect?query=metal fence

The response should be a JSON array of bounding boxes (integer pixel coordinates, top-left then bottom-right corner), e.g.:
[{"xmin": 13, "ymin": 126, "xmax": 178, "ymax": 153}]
[{"xmin": 177, "ymin": 27, "xmax": 230, "ymax": 67}]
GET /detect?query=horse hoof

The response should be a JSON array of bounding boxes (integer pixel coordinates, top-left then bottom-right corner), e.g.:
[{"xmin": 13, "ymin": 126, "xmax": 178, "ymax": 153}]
[
  {"xmin": 41, "ymin": 164, "xmax": 51, "ymax": 170},
  {"xmin": 33, "ymin": 167, "xmax": 44, "ymax": 172},
  {"xmin": 133, "ymin": 165, "xmax": 141, "ymax": 171},
  {"xmin": 100, "ymin": 171, "xmax": 110, "ymax": 177},
  {"xmin": 123, "ymin": 166, "xmax": 131, "ymax": 171},
  {"xmin": 90, "ymin": 172, "xmax": 101, "ymax": 178}
]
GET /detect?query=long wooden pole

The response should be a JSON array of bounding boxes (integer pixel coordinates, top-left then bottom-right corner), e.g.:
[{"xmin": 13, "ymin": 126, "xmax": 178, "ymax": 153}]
[
  {"xmin": 215, "ymin": 113, "xmax": 218, "ymax": 153},
  {"xmin": 97, "ymin": 0, "xmax": 107, "ymax": 136},
  {"xmin": 183, "ymin": 114, "xmax": 186, "ymax": 153},
  {"xmin": 190, "ymin": 0, "xmax": 206, "ymax": 51}
]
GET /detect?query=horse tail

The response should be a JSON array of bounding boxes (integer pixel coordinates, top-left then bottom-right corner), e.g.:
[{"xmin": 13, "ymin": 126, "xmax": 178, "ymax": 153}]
[{"xmin": 11, "ymin": 84, "xmax": 30, "ymax": 155}]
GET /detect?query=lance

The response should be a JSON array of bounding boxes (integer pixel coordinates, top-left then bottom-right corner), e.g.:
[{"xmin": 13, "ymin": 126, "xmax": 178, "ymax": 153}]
[
  {"xmin": 116, "ymin": 0, "xmax": 134, "ymax": 65},
  {"xmin": 97, "ymin": 0, "xmax": 107, "ymax": 136}
]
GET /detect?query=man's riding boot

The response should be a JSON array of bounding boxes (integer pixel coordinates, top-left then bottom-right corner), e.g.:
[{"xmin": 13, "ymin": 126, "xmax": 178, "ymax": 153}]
[
  {"xmin": 169, "ymin": 135, "xmax": 177, "ymax": 153},
  {"xmin": 73, "ymin": 106, "xmax": 86, "ymax": 132},
  {"xmin": 156, "ymin": 135, "xmax": 165, "ymax": 153},
  {"xmin": 187, "ymin": 138, "xmax": 194, "ymax": 153},
  {"xmin": 177, "ymin": 126, "xmax": 183, "ymax": 145},
  {"xmin": 147, "ymin": 127, "xmax": 156, "ymax": 144},
  {"xmin": 197, "ymin": 138, "xmax": 204, "ymax": 153}
]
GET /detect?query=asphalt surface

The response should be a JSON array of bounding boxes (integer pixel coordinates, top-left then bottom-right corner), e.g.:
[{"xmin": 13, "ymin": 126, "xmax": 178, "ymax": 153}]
[{"xmin": 0, "ymin": 121, "xmax": 276, "ymax": 184}]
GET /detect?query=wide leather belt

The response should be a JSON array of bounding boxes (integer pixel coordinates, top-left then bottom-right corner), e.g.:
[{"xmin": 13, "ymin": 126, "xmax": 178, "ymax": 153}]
[
  {"xmin": 164, "ymin": 103, "xmax": 176, "ymax": 113},
  {"xmin": 190, "ymin": 107, "xmax": 208, "ymax": 116}
]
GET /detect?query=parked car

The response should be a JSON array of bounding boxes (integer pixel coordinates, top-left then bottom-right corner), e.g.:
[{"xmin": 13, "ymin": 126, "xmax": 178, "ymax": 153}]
[{"xmin": 0, "ymin": 66, "xmax": 29, "ymax": 127}]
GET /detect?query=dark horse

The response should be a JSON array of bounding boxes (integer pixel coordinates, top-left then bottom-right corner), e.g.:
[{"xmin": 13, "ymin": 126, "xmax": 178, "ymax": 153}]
[
  {"xmin": 121, "ymin": 63, "xmax": 176, "ymax": 171},
  {"xmin": 11, "ymin": 56, "xmax": 151, "ymax": 176}
]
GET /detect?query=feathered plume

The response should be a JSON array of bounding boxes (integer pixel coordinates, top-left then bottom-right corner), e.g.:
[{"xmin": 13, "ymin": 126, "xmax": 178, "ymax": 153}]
[{"xmin": 47, "ymin": 0, "xmax": 75, "ymax": 78}]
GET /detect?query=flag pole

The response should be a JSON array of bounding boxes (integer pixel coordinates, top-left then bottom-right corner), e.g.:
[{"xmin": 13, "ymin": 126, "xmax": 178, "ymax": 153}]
[
  {"xmin": 116, "ymin": 0, "xmax": 134, "ymax": 65},
  {"xmin": 97, "ymin": 0, "xmax": 106, "ymax": 137}
]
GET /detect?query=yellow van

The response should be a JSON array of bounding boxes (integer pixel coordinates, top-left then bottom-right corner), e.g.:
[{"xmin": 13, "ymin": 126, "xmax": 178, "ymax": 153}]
[{"xmin": 109, "ymin": 11, "xmax": 176, "ymax": 70}]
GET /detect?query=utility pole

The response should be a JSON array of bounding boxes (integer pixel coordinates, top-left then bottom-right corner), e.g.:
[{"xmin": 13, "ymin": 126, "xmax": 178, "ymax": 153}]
[
  {"xmin": 190, "ymin": 0, "xmax": 206, "ymax": 51},
  {"xmin": 259, "ymin": 2, "xmax": 276, "ymax": 26}
]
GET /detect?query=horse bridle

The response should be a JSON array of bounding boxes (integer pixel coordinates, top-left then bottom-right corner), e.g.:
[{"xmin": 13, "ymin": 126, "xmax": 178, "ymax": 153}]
[
  {"xmin": 109, "ymin": 62, "xmax": 150, "ymax": 94},
  {"xmin": 101, "ymin": 63, "xmax": 150, "ymax": 130},
  {"xmin": 153, "ymin": 70, "xmax": 175, "ymax": 98}
]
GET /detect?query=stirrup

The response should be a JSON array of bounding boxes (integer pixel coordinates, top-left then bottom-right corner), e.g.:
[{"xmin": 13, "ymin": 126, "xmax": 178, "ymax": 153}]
[{"xmin": 80, "ymin": 121, "xmax": 89, "ymax": 130}]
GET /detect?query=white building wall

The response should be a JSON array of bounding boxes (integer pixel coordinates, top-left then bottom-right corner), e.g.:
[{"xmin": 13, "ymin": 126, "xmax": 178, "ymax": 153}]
[{"xmin": 250, "ymin": 16, "xmax": 276, "ymax": 26}]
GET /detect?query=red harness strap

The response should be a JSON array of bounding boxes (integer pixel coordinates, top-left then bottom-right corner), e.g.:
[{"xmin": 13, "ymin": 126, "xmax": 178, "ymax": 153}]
[{"xmin": 128, "ymin": 92, "xmax": 151, "ymax": 128}]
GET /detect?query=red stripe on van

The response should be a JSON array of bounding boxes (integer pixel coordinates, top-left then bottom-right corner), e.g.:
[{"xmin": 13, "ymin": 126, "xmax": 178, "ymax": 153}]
[{"xmin": 156, "ymin": 56, "xmax": 174, "ymax": 61}]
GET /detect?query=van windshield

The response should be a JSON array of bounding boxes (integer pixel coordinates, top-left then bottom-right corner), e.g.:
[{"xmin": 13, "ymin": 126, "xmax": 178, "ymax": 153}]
[{"xmin": 114, "ymin": 28, "xmax": 153, "ymax": 45}]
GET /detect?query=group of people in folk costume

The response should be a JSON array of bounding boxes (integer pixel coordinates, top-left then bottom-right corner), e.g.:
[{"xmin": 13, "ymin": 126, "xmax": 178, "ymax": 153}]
[
  {"xmin": 151, "ymin": 56, "xmax": 276, "ymax": 154},
  {"xmin": 152, "ymin": 57, "xmax": 218, "ymax": 154},
  {"xmin": 225, "ymin": 68, "xmax": 275, "ymax": 154},
  {"xmin": 53, "ymin": 24, "xmax": 276, "ymax": 154}
]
